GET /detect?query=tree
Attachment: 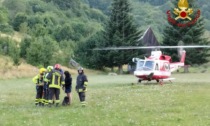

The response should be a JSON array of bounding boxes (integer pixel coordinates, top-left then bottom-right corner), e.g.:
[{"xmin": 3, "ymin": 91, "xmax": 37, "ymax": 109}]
[
  {"xmin": 75, "ymin": 31, "xmax": 106, "ymax": 69},
  {"xmin": 138, "ymin": 0, "xmax": 167, "ymax": 6},
  {"xmin": 13, "ymin": 13, "xmax": 28, "ymax": 31},
  {"xmin": 103, "ymin": 0, "xmax": 142, "ymax": 74},
  {"xmin": 0, "ymin": 38, "xmax": 20, "ymax": 66},
  {"xmin": 20, "ymin": 38, "xmax": 31, "ymax": 59},
  {"xmin": 0, "ymin": 7, "xmax": 9, "ymax": 24},
  {"xmin": 162, "ymin": 0, "xmax": 210, "ymax": 65},
  {"xmin": 50, "ymin": 0, "xmax": 81, "ymax": 10},
  {"xmin": 31, "ymin": 24, "xmax": 48, "ymax": 36},
  {"xmin": 8, "ymin": 41, "xmax": 20, "ymax": 66},
  {"xmin": 59, "ymin": 40, "xmax": 76, "ymax": 66},
  {"xmin": 3, "ymin": 0, "xmax": 26, "ymax": 19},
  {"xmin": 26, "ymin": 36, "xmax": 59, "ymax": 67},
  {"xmin": 84, "ymin": 0, "xmax": 112, "ymax": 14},
  {"xmin": 54, "ymin": 24, "xmax": 75, "ymax": 42}
]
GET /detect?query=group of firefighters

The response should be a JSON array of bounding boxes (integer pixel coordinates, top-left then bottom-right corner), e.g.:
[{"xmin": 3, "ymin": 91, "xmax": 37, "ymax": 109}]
[{"xmin": 32, "ymin": 64, "xmax": 88, "ymax": 107}]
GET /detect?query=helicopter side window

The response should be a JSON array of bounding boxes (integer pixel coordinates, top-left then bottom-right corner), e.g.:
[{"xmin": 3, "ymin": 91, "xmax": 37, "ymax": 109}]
[{"xmin": 137, "ymin": 61, "xmax": 144, "ymax": 68}]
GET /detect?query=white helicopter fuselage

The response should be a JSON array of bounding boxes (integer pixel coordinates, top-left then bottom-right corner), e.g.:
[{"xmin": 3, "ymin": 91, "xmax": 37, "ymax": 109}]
[
  {"xmin": 132, "ymin": 50, "xmax": 185, "ymax": 82},
  {"xmin": 134, "ymin": 59, "xmax": 171, "ymax": 81}
]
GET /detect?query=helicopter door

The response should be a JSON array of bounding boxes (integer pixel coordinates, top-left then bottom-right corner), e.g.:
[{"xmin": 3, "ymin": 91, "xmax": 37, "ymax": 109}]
[{"xmin": 155, "ymin": 63, "xmax": 159, "ymax": 71}]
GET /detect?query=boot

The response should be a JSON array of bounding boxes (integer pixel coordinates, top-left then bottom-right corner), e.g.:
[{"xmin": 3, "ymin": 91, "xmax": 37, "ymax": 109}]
[
  {"xmin": 81, "ymin": 101, "xmax": 86, "ymax": 107},
  {"xmin": 35, "ymin": 103, "xmax": 39, "ymax": 107},
  {"xmin": 48, "ymin": 103, "xmax": 52, "ymax": 108}
]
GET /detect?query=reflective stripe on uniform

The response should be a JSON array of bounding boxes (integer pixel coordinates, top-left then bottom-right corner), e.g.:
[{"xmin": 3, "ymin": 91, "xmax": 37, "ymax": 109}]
[
  {"xmin": 35, "ymin": 99, "xmax": 39, "ymax": 103},
  {"xmin": 81, "ymin": 101, "xmax": 87, "ymax": 106},
  {"xmin": 55, "ymin": 100, "xmax": 60, "ymax": 103},
  {"xmin": 52, "ymin": 74, "xmax": 55, "ymax": 85},
  {"xmin": 79, "ymin": 89, "xmax": 83, "ymax": 92},
  {"xmin": 58, "ymin": 76, "xmax": 60, "ymax": 85},
  {"xmin": 84, "ymin": 82, "xmax": 88, "ymax": 86},
  {"xmin": 49, "ymin": 84, "xmax": 61, "ymax": 89},
  {"xmin": 48, "ymin": 100, "xmax": 53, "ymax": 104},
  {"xmin": 44, "ymin": 100, "xmax": 48, "ymax": 105}
]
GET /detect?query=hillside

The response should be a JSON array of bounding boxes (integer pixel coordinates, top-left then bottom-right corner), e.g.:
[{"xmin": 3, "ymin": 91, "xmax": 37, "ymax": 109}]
[
  {"xmin": 0, "ymin": 56, "xmax": 71, "ymax": 79},
  {"xmin": 83, "ymin": 0, "xmax": 210, "ymax": 42},
  {"xmin": 0, "ymin": 0, "xmax": 107, "ymax": 68},
  {"xmin": 1, "ymin": 0, "xmax": 210, "ymax": 44},
  {"xmin": 0, "ymin": 32, "xmax": 22, "ymax": 42},
  {"xmin": 0, "ymin": 55, "xmax": 37, "ymax": 79},
  {"xmin": 0, "ymin": 54, "xmax": 103, "ymax": 79},
  {"xmin": 1, "ymin": 0, "xmax": 210, "ymax": 72}
]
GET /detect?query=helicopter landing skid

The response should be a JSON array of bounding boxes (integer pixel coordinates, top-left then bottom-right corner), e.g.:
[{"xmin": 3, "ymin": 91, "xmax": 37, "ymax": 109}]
[{"xmin": 160, "ymin": 78, "xmax": 175, "ymax": 85}]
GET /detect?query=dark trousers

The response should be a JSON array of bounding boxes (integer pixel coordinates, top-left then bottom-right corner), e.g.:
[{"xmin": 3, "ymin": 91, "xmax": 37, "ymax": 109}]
[
  {"xmin": 43, "ymin": 83, "xmax": 49, "ymax": 104},
  {"xmin": 43, "ymin": 89, "xmax": 49, "ymax": 101},
  {"xmin": 49, "ymin": 88, "xmax": 60, "ymax": 104},
  {"xmin": 35, "ymin": 86, "xmax": 43, "ymax": 105},
  {"xmin": 78, "ymin": 92, "xmax": 85, "ymax": 102}
]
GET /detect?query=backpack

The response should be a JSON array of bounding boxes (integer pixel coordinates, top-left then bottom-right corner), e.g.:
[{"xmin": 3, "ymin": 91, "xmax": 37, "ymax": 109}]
[{"xmin": 62, "ymin": 96, "xmax": 70, "ymax": 106}]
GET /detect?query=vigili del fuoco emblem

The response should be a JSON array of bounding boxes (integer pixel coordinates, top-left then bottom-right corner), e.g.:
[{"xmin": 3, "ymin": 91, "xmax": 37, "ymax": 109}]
[{"xmin": 167, "ymin": 0, "xmax": 200, "ymax": 27}]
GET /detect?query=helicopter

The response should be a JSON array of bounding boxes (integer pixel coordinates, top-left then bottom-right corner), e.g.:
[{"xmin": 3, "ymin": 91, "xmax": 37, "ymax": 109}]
[
  {"xmin": 94, "ymin": 45, "xmax": 210, "ymax": 84},
  {"xmin": 132, "ymin": 49, "xmax": 185, "ymax": 83}
]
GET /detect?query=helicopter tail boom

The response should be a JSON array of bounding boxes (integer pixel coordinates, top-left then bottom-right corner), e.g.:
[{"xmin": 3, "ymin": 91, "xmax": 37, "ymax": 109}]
[{"xmin": 180, "ymin": 50, "xmax": 186, "ymax": 63}]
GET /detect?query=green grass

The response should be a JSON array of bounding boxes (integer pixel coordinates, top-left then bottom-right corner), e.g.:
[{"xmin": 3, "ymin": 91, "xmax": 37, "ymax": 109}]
[{"xmin": 0, "ymin": 73, "xmax": 210, "ymax": 126}]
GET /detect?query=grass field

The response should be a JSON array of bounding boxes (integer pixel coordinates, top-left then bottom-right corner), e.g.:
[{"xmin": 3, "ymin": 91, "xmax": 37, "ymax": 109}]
[{"xmin": 0, "ymin": 73, "xmax": 210, "ymax": 126}]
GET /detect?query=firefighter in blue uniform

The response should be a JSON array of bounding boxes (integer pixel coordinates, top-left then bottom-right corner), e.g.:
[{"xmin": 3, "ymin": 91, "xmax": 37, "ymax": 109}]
[
  {"xmin": 46, "ymin": 64, "xmax": 65, "ymax": 107},
  {"xmin": 76, "ymin": 67, "xmax": 88, "ymax": 106},
  {"xmin": 32, "ymin": 68, "xmax": 46, "ymax": 106}
]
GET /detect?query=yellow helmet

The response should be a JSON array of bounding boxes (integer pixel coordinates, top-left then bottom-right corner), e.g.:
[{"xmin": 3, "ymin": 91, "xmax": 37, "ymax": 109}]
[
  {"xmin": 39, "ymin": 68, "xmax": 46, "ymax": 74},
  {"xmin": 47, "ymin": 66, "xmax": 53, "ymax": 72}
]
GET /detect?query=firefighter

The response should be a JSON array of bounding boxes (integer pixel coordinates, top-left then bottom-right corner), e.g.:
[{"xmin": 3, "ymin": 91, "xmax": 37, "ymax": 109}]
[
  {"xmin": 32, "ymin": 68, "xmax": 46, "ymax": 106},
  {"xmin": 43, "ymin": 66, "xmax": 53, "ymax": 106},
  {"xmin": 46, "ymin": 64, "xmax": 65, "ymax": 107},
  {"xmin": 76, "ymin": 67, "xmax": 88, "ymax": 106}
]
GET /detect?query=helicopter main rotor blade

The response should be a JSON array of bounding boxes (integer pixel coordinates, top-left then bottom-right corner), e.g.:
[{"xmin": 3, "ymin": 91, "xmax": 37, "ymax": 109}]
[{"xmin": 93, "ymin": 45, "xmax": 210, "ymax": 50}]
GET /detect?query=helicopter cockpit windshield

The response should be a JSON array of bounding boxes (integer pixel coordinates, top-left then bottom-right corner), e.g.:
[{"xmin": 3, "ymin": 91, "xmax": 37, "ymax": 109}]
[{"xmin": 136, "ymin": 60, "xmax": 154, "ymax": 71}]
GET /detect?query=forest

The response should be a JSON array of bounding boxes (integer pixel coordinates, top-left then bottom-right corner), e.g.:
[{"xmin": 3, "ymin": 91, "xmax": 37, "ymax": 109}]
[{"xmin": 0, "ymin": 0, "xmax": 210, "ymax": 71}]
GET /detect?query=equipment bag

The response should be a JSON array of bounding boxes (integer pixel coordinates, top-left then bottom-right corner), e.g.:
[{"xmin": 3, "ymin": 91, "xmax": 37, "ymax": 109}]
[{"xmin": 62, "ymin": 96, "xmax": 70, "ymax": 106}]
